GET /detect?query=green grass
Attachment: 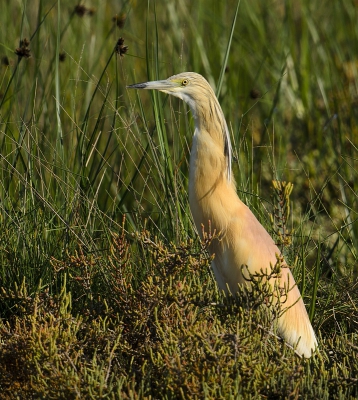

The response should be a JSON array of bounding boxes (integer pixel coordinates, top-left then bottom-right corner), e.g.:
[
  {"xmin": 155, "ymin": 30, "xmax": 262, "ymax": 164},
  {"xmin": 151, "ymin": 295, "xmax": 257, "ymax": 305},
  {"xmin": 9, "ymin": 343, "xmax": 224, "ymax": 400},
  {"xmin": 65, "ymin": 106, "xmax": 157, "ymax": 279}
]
[{"xmin": 0, "ymin": 0, "xmax": 357, "ymax": 398}]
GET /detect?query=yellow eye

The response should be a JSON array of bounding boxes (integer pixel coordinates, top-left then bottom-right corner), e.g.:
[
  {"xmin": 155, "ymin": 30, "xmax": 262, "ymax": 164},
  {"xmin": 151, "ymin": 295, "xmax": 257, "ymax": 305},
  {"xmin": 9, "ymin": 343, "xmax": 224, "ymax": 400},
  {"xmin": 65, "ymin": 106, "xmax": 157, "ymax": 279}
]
[{"xmin": 182, "ymin": 79, "xmax": 189, "ymax": 86}]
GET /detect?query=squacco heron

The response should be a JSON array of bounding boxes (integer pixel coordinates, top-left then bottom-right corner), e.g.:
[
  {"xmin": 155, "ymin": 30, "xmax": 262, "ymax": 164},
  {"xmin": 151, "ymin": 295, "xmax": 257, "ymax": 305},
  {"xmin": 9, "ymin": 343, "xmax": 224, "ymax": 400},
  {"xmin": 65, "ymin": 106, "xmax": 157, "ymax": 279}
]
[{"xmin": 128, "ymin": 72, "xmax": 318, "ymax": 358}]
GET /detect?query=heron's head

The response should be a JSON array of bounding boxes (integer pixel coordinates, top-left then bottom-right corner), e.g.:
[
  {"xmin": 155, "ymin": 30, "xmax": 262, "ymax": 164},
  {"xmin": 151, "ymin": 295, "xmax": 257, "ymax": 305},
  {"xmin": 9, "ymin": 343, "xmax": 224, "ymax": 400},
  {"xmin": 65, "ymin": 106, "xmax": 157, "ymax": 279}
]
[
  {"xmin": 128, "ymin": 71, "xmax": 232, "ymax": 180},
  {"xmin": 127, "ymin": 72, "xmax": 215, "ymax": 116}
]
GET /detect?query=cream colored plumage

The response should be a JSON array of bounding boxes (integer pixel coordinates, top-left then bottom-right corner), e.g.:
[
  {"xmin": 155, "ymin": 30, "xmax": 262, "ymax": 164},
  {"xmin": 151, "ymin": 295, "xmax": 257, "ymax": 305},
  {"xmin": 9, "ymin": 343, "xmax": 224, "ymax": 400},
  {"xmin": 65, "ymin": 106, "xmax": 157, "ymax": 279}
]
[{"xmin": 128, "ymin": 72, "xmax": 318, "ymax": 358}]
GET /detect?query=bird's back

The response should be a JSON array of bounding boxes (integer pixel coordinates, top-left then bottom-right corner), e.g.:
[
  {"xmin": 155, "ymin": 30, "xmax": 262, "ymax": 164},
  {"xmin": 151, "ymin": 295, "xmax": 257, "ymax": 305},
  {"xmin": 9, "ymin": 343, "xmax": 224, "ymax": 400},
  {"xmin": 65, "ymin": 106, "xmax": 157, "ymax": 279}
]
[{"xmin": 208, "ymin": 195, "xmax": 318, "ymax": 358}]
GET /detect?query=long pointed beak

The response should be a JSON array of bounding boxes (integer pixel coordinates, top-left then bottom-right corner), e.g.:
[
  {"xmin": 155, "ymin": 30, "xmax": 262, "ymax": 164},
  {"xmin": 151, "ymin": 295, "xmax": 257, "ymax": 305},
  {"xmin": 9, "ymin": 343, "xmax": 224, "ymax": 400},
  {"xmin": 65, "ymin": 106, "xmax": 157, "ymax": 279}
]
[{"xmin": 127, "ymin": 79, "xmax": 175, "ymax": 91}]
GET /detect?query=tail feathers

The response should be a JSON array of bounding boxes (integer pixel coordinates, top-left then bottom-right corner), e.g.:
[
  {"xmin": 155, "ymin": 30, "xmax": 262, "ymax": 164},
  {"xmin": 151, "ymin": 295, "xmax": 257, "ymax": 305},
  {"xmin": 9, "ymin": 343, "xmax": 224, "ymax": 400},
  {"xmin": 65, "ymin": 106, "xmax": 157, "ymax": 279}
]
[{"xmin": 277, "ymin": 284, "xmax": 318, "ymax": 358}]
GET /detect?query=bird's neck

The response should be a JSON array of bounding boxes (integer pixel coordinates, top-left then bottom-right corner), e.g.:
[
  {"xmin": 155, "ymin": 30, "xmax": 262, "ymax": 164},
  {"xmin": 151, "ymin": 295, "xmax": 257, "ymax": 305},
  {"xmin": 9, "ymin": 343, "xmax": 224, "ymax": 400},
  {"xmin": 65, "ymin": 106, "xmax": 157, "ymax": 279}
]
[
  {"xmin": 191, "ymin": 101, "xmax": 230, "ymax": 157},
  {"xmin": 189, "ymin": 124, "xmax": 236, "ymax": 235}
]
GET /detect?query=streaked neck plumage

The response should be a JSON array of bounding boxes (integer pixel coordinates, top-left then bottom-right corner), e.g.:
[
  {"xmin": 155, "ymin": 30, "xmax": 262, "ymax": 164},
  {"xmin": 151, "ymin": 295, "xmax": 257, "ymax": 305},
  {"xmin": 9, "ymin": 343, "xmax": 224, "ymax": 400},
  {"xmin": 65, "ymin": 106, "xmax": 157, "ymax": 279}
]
[
  {"xmin": 175, "ymin": 82, "xmax": 232, "ymax": 183},
  {"xmin": 176, "ymin": 83, "xmax": 235, "ymax": 236}
]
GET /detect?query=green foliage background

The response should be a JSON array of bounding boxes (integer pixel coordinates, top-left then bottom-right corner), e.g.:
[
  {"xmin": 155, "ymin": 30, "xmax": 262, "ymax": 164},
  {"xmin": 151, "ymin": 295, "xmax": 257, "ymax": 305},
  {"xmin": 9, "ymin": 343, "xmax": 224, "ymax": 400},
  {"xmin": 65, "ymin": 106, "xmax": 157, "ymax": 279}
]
[{"xmin": 0, "ymin": 0, "xmax": 357, "ymax": 398}]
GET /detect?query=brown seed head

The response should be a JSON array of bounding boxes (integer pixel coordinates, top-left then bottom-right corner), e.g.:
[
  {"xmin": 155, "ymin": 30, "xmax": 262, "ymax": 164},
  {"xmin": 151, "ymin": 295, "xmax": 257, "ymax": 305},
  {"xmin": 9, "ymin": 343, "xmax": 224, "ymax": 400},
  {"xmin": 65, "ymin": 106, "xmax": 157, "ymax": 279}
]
[
  {"xmin": 112, "ymin": 13, "xmax": 126, "ymax": 29},
  {"xmin": 250, "ymin": 88, "xmax": 261, "ymax": 99},
  {"xmin": 74, "ymin": 4, "xmax": 87, "ymax": 17},
  {"xmin": 20, "ymin": 38, "xmax": 30, "ymax": 47},
  {"xmin": 115, "ymin": 37, "xmax": 128, "ymax": 57},
  {"xmin": 1, "ymin": 56, "xmax": 10, "ymax": 66},
  {"xmin": 15, "ymin": 38, "xmax": 31, "ymax": 59}
]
